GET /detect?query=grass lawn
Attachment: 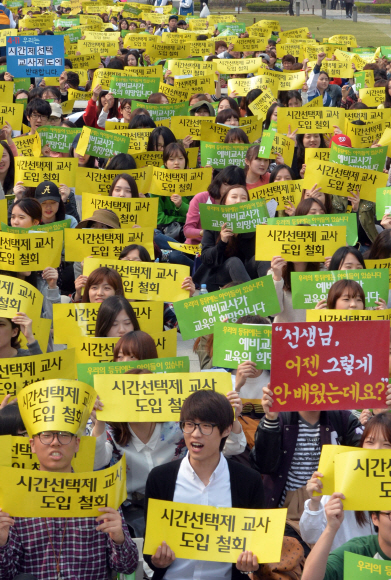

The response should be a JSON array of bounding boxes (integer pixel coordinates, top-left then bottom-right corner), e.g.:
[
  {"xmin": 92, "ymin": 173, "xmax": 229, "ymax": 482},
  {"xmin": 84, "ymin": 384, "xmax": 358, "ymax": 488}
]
[{"xmin": 207, "ymin": 12, "xmax": 391, "ymax": 44}]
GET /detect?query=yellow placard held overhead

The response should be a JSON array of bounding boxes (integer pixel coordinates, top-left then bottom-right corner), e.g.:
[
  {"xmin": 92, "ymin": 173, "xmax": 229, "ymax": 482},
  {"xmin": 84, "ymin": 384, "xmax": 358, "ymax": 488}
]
[
  {"xmin": 248, "ymin": 88, "xmax": 276, "ymax": 120},
  {"xmin": 81, "ymin": 193, "xmax": 158, "ymax": 229},
  {"xmin": 216, "ymin": 58, "xmax": 266, "ymax": 75},
  {"xmin": 313, "ymin": 444, "xmax": 360, "ymax": 496},
  {"xmin": 345, "ymin": 119, "xmax": 385, "ymax": 149},
  {"xmin": 144, "ymin": 499, "xmax": 286, "ymax": 564},
  {"xmin": 0, "ymin": 455, "xmax": 127, "ymax": 518},
  {"xmin": 83, "ymin": 257, "xmax": 190, "ymax": 302},
  {"xmin": 95, "ymin": 372, "xmax": 233, "ymax": 422},
  {"xmin": 334, "ymin": 450, "xmax": 391, "ymax": 510},
  {"xmin": 0, "ymin": 275, "xmax": 43, "ymax": 321},
  {"xmin": 0, "ymin": 103, "xmax": 24, "ymax": 132},
  {"xmin": 158, "ymin": 82, "xmax": 190, "ymax": 104},
  {"xmin": 13, "ymin": 134, "xmax": 41, "ymax": 158},
  {"xmin": 149, "ymin": 167, "xmax": 213, "ymax": 197},
  {"xmin": 359, "ymin": 88, "xmax": 386, "ymax": 107},
  {"xmin": 302, "ymin": 160, "xmax": 388, "ymax": 203},
  {"xmin": 64, "ymin": 227, "xmax": 155, "ymax": 262},
  {"xmin": 170, "ymin": 116, "xmax": 215, "ymax": 140},
  {"xmin": 17, "ymin": 379, "xmax": 96, "ymax": 438},
  {"xmin": 249, "ymin": 180, "xmax": 303, "ymax": 211},
  {"xmin": 255, "ymin": 225, "xmax": 346, "ymax": 262},
  {"xmin": 320, "ymin": 60, "xmax": 354, "ymax": 78},
  {"xmin": 0, "ymin": 231, "xmax": 63, "ymax": 272},
  {"xmin": 168, "ymin": 59, "xmax": 216, "ymax": 77},
  {"xmin": 14, "ymin": 157, "xmax": 77, "ymax": 188},
  {"xmin": 306, "ymin": 308, "xmax": 391, "ymax": 322},
  {"xmin": 75, "ymin": 166, "xmax": 152, "ymax": 196},
  {"xmin": 277, "ymin": 107, "xmax": 345, "ymax": 134}
]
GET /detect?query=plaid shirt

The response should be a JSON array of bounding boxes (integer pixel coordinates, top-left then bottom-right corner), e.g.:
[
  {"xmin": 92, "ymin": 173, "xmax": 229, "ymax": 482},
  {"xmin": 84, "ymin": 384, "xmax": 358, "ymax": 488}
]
[{"xmin": 0, "ymin": 510, "xmax": 138, "ymax": 580}]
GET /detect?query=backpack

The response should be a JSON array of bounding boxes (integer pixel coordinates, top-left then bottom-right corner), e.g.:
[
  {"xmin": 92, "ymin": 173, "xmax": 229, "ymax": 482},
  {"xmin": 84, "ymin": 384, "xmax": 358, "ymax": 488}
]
[{"xmin": 0, "ymin": 6, "xmax": 10, "ymax": 29}]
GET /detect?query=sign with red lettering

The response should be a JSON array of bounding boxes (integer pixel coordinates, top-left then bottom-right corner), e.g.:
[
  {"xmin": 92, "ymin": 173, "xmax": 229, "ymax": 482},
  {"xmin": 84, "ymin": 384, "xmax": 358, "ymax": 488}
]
[{"xmin": 270, "ymin": 321, "xmax": 390, "ymax": 411}]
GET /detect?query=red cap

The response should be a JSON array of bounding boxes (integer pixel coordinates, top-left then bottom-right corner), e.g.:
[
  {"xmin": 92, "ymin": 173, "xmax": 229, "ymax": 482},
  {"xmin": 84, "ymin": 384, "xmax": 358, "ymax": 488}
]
[{"xmin": 329, "ymin": 134, "xmax": 352, "ymax": 148}]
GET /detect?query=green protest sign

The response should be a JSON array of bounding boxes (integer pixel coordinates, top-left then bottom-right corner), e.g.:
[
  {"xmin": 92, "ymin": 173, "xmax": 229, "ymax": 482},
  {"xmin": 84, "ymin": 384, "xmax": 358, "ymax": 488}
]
[
  {"xmin": 344, "ymin": 551, "xmax": 391, "ymax": 579},
  {"xmin": 216, "ymin": 22, "xmax": 246, "ymax": 34},
  {"xmin": 376, "ymin": 187, "xmax": 391, "ymax": 219},
  {"xmin": 175, "ymin": 277, "xmax": 280, "ymax": 341},
  {"xmin": 354, "ymin": 71, "xmax": 366, "ymax": 91},
  {"xmin": 212, "ymin": 321, "xmax": 272, "ymax": 370},
  {"xmin": 267, "ymin": 213, "xmax": 358, "ymax": 246},
  {"xmin": 258, "ymin": 130, "xmax": 275, "ymax": 159},
  {"xmin": 79, "ymin": 126, "xmax": 130, "ymax": 158},
  {"xmin": 291, "ymin": 268, "xmax": 389, "ymax": 309},
  {"xmin": 122, "ymin": 4, "xmax": 142, "ymax": 14},
  {"xmin": 365, "ymin": 258, "xmax": 391, "ymax": 287},
  {"xmin": 77, "ymin": 356, "xmax": 190, "ymax": 386},
  {"xmin": 55, "ymin": 28, "xmax": 82, "ymax": 43},
  {"xmin": 15, "ymin": 97, "xmax": 27, "ymax": 111},
  {"xmin": 381, "ymin": 46, "xmax": 391, "ymax": 59},
  {"xmin": 0, "ymin": 65, "xmax": 6, "ymax": 74},
  {"xmin": 37, "ymin": 126, "xmax": 80, "ymax": 154},
  {"xmin": 200, "ymin": 141, "xmax": 251, "ymax": 170},
  {"xmin": 329, "ymin": 142, "xmax": 387, "ymax": 172},
  {"xmin": 109, "ymin": 76, "xmax": 160, "ymax": 100},
  {"xmin": 350, "ymin": 47, "xmax": 376, "ymax": 54},
  {"xmin": 131, "ymin": 99, "xmax": 189, "ymax": 121},
  {"xmin": 200, "ymin": 199, "xmax": 268, "ymax": 233},
  {"xmin": 13, "ymin": 78, "xmax": 30, "ymax": 92},
  {"xmin": 54, "ymin": 18, "xmax": 80, "ymax": 27},
  {"xmin": 6, "ymin": 0, "xmax": 24, "ymax": 6},
  {"xmin": 1, "ymin": 219, "xmax": 71, "ymax": 235}
]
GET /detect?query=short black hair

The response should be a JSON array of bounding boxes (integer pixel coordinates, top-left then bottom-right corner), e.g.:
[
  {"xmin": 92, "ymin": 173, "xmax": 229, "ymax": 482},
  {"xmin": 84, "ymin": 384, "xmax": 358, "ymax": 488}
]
[
  {"xmin": 328, "ymin": 246, "xmax": 365, "ymax": 271},
  {"xmin": 66, "ymin": 71, "xmax": 79, "ymax": 88},
  {"xmin": 26, "ymin": 98, "xmax": 51, "ymax": 118},
  {"xmin": 0, "ymin": 404, "xmax": 25, "ymax": 436}
]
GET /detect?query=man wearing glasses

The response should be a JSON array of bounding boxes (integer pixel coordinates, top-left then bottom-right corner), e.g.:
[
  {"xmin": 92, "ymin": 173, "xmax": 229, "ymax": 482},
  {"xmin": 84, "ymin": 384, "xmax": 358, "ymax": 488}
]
[
  {"xmin": 0, "ymin": 428, "xmax": 139, "ymax": 580},
  {"xmin": 21, "ymin": 98, "xmax": 52, "ymax": 136},
  {"xmin": 144, "ymin": 389, "xmax": 265, "ymax": 579}
]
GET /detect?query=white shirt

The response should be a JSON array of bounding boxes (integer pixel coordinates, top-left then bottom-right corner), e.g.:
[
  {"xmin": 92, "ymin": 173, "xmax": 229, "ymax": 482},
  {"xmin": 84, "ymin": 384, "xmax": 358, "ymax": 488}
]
[{"xmin": 164, "ymin": 453, "xmax": 232, "ymax": 580}]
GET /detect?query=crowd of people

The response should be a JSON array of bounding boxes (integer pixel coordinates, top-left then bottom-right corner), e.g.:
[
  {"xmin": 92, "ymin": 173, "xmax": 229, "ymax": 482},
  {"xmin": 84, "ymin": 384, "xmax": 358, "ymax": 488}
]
[{"xmin": 0, "ymin": 2, "xmax": 391, "ymax": 579}]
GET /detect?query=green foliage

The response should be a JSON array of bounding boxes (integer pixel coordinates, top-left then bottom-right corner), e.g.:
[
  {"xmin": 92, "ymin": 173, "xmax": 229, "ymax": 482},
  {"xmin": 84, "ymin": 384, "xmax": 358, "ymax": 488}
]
[{"xmin": 356, "ymin": 2, "xmax": 391, "ymax": 12}]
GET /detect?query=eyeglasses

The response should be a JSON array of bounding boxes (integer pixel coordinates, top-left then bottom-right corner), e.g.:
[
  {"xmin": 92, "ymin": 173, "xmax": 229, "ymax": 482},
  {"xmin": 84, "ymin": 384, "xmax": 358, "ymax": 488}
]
[
  {"xmin": 379, "ymin": 512, "xmax": 391, "ymax": 521},
  {"xmin": 180, "ymin": 421, "xmax": 217, "ymax": 436},
  {"xmin": 122, "ymin": 106, "xmax": 132, "ymax": 112},
  {"xmin": 31, "ymin": 114, "xmax": 49, "ymax": 121},
  {"xmin": 37, "ymin": 431, "xmax": 75, "ymax": 445}
]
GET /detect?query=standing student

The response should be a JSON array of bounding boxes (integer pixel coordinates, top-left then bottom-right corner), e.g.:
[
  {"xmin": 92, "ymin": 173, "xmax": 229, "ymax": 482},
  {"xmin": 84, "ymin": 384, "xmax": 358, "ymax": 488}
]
[{"xmin": 144, "ymin": 390, "xmax": 265, "ymax": 579}]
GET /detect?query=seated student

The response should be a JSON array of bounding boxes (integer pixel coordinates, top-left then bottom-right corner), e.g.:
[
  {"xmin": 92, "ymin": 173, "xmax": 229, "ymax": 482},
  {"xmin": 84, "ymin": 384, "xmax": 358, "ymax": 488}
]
[
  {"xmin": 95, "ymin": 295, "xmax": 140, "ymax": 337},
  {"xmin": 0, "ymin": 313, "xmax": 42, "ymax": 359},
  {"xmin": 22, "ymin": 98, "xmax": 51, "ymax": 136},
  {"xmin": 315, "ymin": 279, "xmax": 386, "ymax": 311},
  {"xmin": 0, "ymin": 425, "xmax": 139, "ymax": 578},
  {"xmin": 144, "ymin": 389, "xmax": 264, "ymax": 579},
  {"xmin": 244, "ymin": 144, "xmax": 271, "ymax": 190},
  {"xmin": 74, "ymin": 266, "xmax": 124, "ymax": 303}
]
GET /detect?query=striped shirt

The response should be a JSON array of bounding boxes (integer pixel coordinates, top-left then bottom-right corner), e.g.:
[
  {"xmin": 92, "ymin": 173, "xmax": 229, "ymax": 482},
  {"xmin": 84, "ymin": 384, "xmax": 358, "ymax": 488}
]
[{"xmin": 279, "ymin": 418, "xmax": 321, "ymax": 507}]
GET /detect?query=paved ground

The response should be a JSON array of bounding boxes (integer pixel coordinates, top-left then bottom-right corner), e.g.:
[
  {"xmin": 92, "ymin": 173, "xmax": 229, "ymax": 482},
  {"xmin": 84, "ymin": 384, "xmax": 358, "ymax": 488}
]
[{"xmin": 177, "ymin": 333, "xmax": 201, "ymax": 372}]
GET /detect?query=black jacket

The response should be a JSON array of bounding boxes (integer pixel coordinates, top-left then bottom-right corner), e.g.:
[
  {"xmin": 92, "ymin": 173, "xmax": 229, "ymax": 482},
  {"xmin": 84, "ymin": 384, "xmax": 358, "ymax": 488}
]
[
  {"xmin": 144, "ymin": 457, "xmax": 265, "ymax": 580},
  {"xmin": 250, "ymin": 411, "xmax": 363, "ymax": 508}
]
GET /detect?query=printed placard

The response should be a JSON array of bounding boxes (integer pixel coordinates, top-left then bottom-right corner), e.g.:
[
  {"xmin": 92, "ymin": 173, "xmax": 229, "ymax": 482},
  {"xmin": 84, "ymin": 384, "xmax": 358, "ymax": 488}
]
[
  {"xmin": 13, "ymin": 133, "xmax": 41, "ymax": 157},
  {"xmin": 65, "ymin": 228, "xmax": 155, "ymax": 262},
  {"xmin": 277, "ymin": 107, "xmax": 345, "ymax": 134},
  {"xmin": 248, "ymin": 88, "xmax": 276, "ymax": 120},
  {"xmin": 149, "ymin": 167, "xmax": 213, "ymax": 197},
  {"xmin": 365, "ymin": 258, "xmax": 391, "ymax": 287},
  {"xmin": 249, "ymin": 180, "xmax": 303, "ymax": 211},
  {"xmin": 0, "ymin": 231, "xmax": 63, "ymax": 272},
  {"xmin": 95, "ymin": 372, "xmax": 233, "ymax": 421},
  {"xmin": 75, "ymin": 166, "xmax": 152, "ymax": 196},
  {"xmin": 268, "ymin": 213, "xmax": 357, "ymax": 247},
  {"xmin": 200, "ymin": 142, "xmax": 251, "ymax": 170},
  {"xmin": 344, "ymin": 552, "xmax": 391, "ymax": 578},
  {"xmin": 17, "ymin": 378, "xmax": 95, "ymax": 437},
  {"xmin": 124, "ymin": 65, "xmax": 163, "ymax": 78},
  {"xmin": 199, "ymin": 199, "xmax": 268, "ymax": 233},
  {"xmin": 76, "ymin": 126, "xmax": 130, "ymax": 158},
  {"xmin": 170, "ymin": 116, "xmax": 215, "ymax": 141},
  {"xmin": 109, "ymin": 76, "xmax": 160, "ymax": 99},
  {"xmin": 302, "ymin": 160, "xmax": 388, "ymax": 204},
  {"xmin": 329, "ymin": 142, "xmax": 387, "ymax": 172},
  {"xmin": 213, "ymin": 321, "xmax": 271, "ymax": 370},
  {"xmin": 255, "ymin": 225, "xmax": 346, "ymax": 262},
  {"xmin": 144, "ymin": 499, "xmax": 286, "ymax": 564},
  {"xmin": 6, "ymin": 35, "xmax": 64, "ymax": 78},
  {"xmin": 314, "ymin": 444, "xmax": 360, "ymax": 496},
  {"xmin": 158, "ymin": 82, "xmax": 190, "ymax": 104},
  {"xmin": 306, "ymin": 308, "xmax": 391, "ymax": 322},
  {"xmin": 83, "ymin": 257, "xmax": 190, "ymax": 302},
  {"xmin": 37, "ymin": 126, "xmax": 79, "ymax": 154},
  {"xmin": 345, "ymin": 119, "xmax": 387, "ymax": 149},
  {"xmin": 290, "ymin": 268, "xmax": 389, "ymax": 310},
  {"xmin": 376, "ymin": 187, "xmax": 391, "ymax": 219},
  {"xmin": 0, "ymin": 454, "xmax": 126, "ymax": 517},
  {"xmin": 270, "ymin": 321, "xmax": 390, "ymax": 412},
  {"xmin": 14, "ymin": 157, "xmax": 77, "ymax": 188},
  {"xmin": 0, "ymin": 275, "xmax": 43, "ymax": 321},
  {"xmin": 359, "ymin": 88, "xmax": 386, "ymax": 107},
  {"xmin": 130, "ymin": 99, "xmax": 188, "ymax": 122},
  {"xmin": 0, "ymin": 103, "xmax": 24, "ymax": 132},
  {"xmin": 168, "ymin": 58, "xmax": 217, "ymax": 77},
  {"xmin": 0, "ymin": 349, "xmax": 76, "ymax": 404},
  {"xmin": 175, "ymin": 277, "xmax": 281, "ymax": 341},
  {"xmin": 77, "ymin": 356, "xmax": 190, "ymax": 387},
  {"xmin": 81, "ymin": 193, "xmax": 158, "ymax": 229}
]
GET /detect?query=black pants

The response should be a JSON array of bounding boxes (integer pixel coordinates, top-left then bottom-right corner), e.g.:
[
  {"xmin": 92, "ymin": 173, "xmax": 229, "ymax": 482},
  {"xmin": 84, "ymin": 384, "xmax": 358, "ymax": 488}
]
[
  {"xmin": 345, "ymin": 3, "xmax": 352, "ymax": 15},
  {"xmin": 13, "ymin": 575, "xmax": 38, "ymax": 580}
]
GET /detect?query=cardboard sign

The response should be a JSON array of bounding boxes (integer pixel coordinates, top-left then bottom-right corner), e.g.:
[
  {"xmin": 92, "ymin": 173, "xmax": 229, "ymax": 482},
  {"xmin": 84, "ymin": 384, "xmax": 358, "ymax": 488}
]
[
  {"xmin": 144, "ymin": 499, "xmax": 286, "ymax": 564},
  {"xmin": 290, "ymin": 268, "xmax": 389, "ymax": 310},
  {"xmin": 0, "ymin": 231, "xmax": 63, "ymax": 272},
  {"xmin": 199, "ymin": 199, "xmax": 268, "ymax": 233},
  {"xmin": 270, "ymin": 321, "xmax": 390, "ymax": 411},
  {"xmin": 6, "ymin": 35, "xmax": 64, "ymax": 78},
  {"xmin": 255, "ymin": 225, "xmax": 346, "ymax": 262},
  {"xmin": 149, "ymin": 167, "xmax": 213, "ymax": 197},
  {"xmin": 268, "ymin": 213, "xmax": 358, "ymax": 247},
  {"xmin": 277, "ymin": 107, "xmax": 345, "ymax": 134},
  {"xmin": 0, "ymin": 275, "xmax": 43, "ymax": 321},
  {"xmin": 83, "ymin": 257, "xmax": 190, "ymax": 302},
  {"xmin": 81, "ymin": 193, "xmax": 158, "ymax": 229},
  {"xmin": 213, "ymin": 321, "xmax": 271, "ymax": 370},
  {"xmin": 175, "ymin": 277, "xmax": 280, "ymax": 341},
  {"xmin": 0, "ymin": 454, "xmax": 126, "ymax": 517}
]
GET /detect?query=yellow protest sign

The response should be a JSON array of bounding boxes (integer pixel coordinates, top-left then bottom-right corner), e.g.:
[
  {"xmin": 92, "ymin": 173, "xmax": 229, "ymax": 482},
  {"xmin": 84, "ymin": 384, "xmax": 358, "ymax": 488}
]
[
  {"xmin": 302, "ymin": 160, "xmax": 388, "ymax": 203},
  {"xmin": 279, "ymin": 26, "xmax": 309, "ymax": 42},
  {"xmin": 0, "ymin": 29, "xmax": 17, "ymax": 47},
  {"xmin": 365, "ymin": 258, "xmax": 391, "ymax": 288},
  {"xmin": 158, "ymin": 82, "xmax": 190, "ymax": 104},
  {"xmin": 68, "ymin": 328, "xmax": 178, "ymax": 365},
  {"xmin": 303, "ymin": 96, "xmax": 323, "ymax": 108},
  {"xmin": 53, "ymin": 301, "xmax": 163, "ymax": 343},
  {"xmin": 0, "ymin": 231, "xmax": 63, "ymax": 272},
  {"xmin": 124, "ymin": 65, "xmax": 163, "ymax": 78},
  {"xmin": 83, "ymin": 257, "xmax": 190, "ymax": 302},
  {"xmin": 255, "ymin": 225, "xmax": 346, "ymax": 262},
  {"xmin": 17, "ymin": 378, "xmax": 95, "ymax": 437},
  {"xmin": 168, "ymin": 59, "xmax": 216, "ymax": 77},
  {"xmin": 174, "ymin": 74, "xmax": 215, "ymax": 96},
  {"xmin": 248, "ymin": 88, "xmax": 276, "ymax": 120},
  {"xmin": 0, "ymin": 275, "xmax": 42, "ymax": 320},
  {"xmin": 170, "ymin": 116, "xmax": 214, "ymax": 140},
  {"xmin": 216, "ymin": 58, "xmax": 266, "ymax": 75},
  {"xmin": 335, "ymin": 450, "xmax": 391, "ymax": 510},
  {"xmin": 149, "ymin": 167, "xmax": 213, "ymax": 197},
  {"xmin": 0, "ymin": 81, "xmax": 14, "ymax": 103},
  {"xmin": 64, "ymin": 227, "xmax": 155, "ymax": 262},
  {"xmin": 314, "ymin": 444, "xmax": 360, "ymax": 496},
  {"xmin": 277, "ymin": 107, "xmax": 345, "ymax": 134},
  {"xmin": 83, "ymin": 30, "xmax": 120, "ymax": 41},
  {"xmin": 13, "ymin": 133, "xmax": 41, "ymax": 158},
  {"xmin": 199, "ymin": 119, "xmax": 261, "ymax": 144},
  {"xmin": 0, "ymin": 103, "xmax": 24, "ymax": 132},
  {"xmin": 0, "ymin": 200, "xmax": 6, "ymax": 229},
  {"xmin": 123, "ymin": 33, "xmax": 159, "ymax": 51},
  {"xmin": 132, "ymin": 148, "xmax": 198, "ymax": 169},
  {"xmin": 144, "ymin": 499, "xmax": 286, "ymax": 563},
  {"xmin": 77, "ymin": 39, "xmax": 118, "ymax": 56},
  {"xmin": 359, "ymin": 88, "xmax": 386, "ymax": 107},
  {"xmin": 305, "ymin": 148, "xmax": 330, "ymax": 163},
  {"xmin": 0, "ymin": 435, "xmax": 96, "ymax": 472},
  {"xmin": 14, "ymin": 157, "xmax": 77, "ymax": 188},
  {"xmin": 269, "ymin": 133, "xmax": 295, "ymax": 167},
  {"xmin": 107, "ymin": 127, "xmax": 154, "ymax": 154},
  {"xmin": 345, "ymin": 119, "xmax": 385, "ymax": 148},
  {"xmin": 95, "ymin": 372, "xmax": 233, "ymax": 421},
  {"xmin": 228, "ymin": 74, "xmax": 279, "ymax": 98},
  {"xmin": 168, "ymin": 242, "xmax": 201, "ymax": 255},
  {"xmin": 75, "ymin": 166, "xmax": 152, "ymax": 196},
  {"xmin": 329, "ymin": 34, "xmax": 357, "ymax": 47},
  {"xmin": 67, "ymin": 89, "xmax": 92, "ymax": 102},
  {"xmin": 0, "ymin": 454, "xmax": 126, "ymax": 517},
  {"xmin": 249, "ymin": 179, "xmax": 303, "ymax": 211},
  {"xmin": 276, "ymin": 70, "xmax": 306, "ymax": 91},
  {"xmin": 19, "ymin": 316, "xmax": 51, "ymax": 353},
  {"xmin": 146, "ymin": 44, "xmax": 191, "ymax": 61},
  {"xmin": 183, "ymin": 40, "xmax": 215, "ymax": 56},
  {"xmin": 320, "ymin": 60, "xmax": 354, "ymax": 78},
  {"xmin": 81, "ymin": 193, "xmax": 158, "ymax": 229},
  {"xmin": 0, "ymin": 349, "xmax": 76, "ymax": 404},
  {"xmin": 306, "ymin": 308, "xmax": 391, "ymax": 322}
]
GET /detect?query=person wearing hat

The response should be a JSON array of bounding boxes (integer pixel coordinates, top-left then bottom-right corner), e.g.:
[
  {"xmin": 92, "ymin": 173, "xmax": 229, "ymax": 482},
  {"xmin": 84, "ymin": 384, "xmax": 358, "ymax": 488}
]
[
  {"xmin": 154, "ymin": 14, "xmax": 178, "ymax": 36},
  {"xmin": 34, "ymin": 181, "xmax": 78, "ymax": 229},
  {"xmin": 76, "ymin": 208, "xmax": 121, "ymax": 230},
  {"xmin": 48, "ymin": 102, "xmax": 63, "ymax": 127},
  {"xmin": 189, "ymin": 101, "xmax": 215, "ymax": 117}
]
